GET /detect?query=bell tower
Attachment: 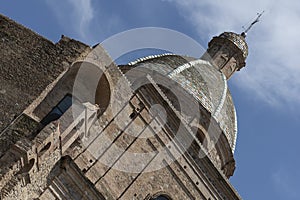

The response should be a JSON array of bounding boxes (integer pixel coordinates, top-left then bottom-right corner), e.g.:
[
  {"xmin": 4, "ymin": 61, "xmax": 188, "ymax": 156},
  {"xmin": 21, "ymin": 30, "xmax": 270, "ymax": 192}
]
[
  {"xmin": 202, "ymin": 32, "xmax": 248, "ymax": 79},
  {"xmin": 202, "ymin": 11, "xmax": 264, "ymax": 79}
]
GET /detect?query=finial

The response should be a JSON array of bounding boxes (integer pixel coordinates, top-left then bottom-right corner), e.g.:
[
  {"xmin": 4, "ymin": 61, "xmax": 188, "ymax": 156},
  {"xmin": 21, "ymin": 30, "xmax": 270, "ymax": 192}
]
[{"xmin": 241, "ymin": 11, "xmax": 264, "ymax": 37}]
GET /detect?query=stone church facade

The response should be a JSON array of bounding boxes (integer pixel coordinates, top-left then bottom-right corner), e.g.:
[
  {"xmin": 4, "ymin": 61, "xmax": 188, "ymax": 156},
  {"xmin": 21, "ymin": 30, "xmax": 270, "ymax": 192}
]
[{"xmin": 0, "ymin": 14, "xmax": 248, "ymax": 199}]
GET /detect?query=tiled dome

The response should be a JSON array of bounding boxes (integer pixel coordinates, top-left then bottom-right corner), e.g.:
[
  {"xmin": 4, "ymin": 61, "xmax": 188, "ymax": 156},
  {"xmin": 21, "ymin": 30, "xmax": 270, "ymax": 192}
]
[{"xmin": 124, "ymin": 55, "xmax": 238, "ymax": 153}]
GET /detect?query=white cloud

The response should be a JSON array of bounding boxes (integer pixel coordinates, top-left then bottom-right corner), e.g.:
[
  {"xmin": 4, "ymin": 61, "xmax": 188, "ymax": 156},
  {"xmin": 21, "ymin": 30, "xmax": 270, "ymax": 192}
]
[
  {"xmin": 46, "ymin": 0, "xmax": 94, "ymax": 41},
  {"xmin": 272, "ymin": 168, "xmax": 300, "ymax": 199},
  {"xmin": 168, "ymin": 0, "xmax": 300, "ymax": 109},
  {"xmin": 67, "ymin": 0, "xmax": 94, "ymax": 39},
  {"xmin": 45, "ymin": 0, "xmax": 300, "ymax": 109}
]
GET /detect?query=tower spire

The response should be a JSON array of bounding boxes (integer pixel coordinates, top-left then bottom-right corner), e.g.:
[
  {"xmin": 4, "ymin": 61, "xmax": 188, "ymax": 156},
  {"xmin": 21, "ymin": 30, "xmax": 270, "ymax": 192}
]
[{"xmin": 241, "ymin": 11, "xmax": 264, "ymax": 37}]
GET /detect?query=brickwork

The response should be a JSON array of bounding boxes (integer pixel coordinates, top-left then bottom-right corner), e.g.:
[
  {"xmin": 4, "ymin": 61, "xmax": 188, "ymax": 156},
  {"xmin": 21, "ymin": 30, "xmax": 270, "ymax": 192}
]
[{"xmin": 0, "ymin": 14, "xmax": 89, "ymax": 133}]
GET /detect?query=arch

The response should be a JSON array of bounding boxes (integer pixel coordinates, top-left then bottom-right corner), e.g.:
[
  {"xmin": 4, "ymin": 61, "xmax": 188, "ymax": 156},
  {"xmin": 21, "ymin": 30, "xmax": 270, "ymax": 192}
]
[
  {"xmin": 95, "ymin": 68, "xmax": 111, "ymax": 115},
  {"xmin": 71, "ymin": 61, "xmax": 112, "ymax": 116},
  {"xmin": 152, "ymin": 193, "xmax": 172, "ymax": 200}
]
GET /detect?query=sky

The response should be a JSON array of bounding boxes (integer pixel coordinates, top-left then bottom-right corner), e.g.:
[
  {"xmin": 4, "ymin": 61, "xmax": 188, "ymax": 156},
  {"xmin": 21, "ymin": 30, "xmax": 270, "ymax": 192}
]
[{"xmin": 1, "ymin": 0, "xmax": 300, "ymax": 199}]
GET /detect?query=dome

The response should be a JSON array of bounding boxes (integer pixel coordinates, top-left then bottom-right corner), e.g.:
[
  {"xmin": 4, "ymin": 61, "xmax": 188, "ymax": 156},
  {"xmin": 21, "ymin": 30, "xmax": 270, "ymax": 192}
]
[{"xmin": 125, "ymin": 54, "xmax": 238, "ymax": 152}]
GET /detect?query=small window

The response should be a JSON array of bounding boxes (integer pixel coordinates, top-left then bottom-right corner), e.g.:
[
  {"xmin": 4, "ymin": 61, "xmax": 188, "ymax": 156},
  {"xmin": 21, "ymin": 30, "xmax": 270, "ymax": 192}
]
[
  {"xmin": 18, "ymin": 158, "xmax": 35, "ymax": 174},
  {"xmin": 41, "ymin": 94, "xmax": 72, "ymax": 126},
  {"xmin": 152, "ymin": 194, "xmax": 171, "ymax": 200},
  {"xmin": 39, "ymin": 142, "xmax": 51, "ymax": 156}
]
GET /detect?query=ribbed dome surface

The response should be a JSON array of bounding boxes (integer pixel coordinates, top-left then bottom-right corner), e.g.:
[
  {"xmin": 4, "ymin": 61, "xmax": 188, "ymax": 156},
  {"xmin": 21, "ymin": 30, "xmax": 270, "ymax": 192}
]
[{"xmin": 127, "ymin": 55, "xmax": 238, "ymax": 152}]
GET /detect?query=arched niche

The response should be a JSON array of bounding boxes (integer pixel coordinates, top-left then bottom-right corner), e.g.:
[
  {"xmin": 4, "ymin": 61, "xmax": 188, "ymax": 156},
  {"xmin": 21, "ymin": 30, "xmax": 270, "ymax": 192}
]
[
  {"xmin": 151, "ymin": 193, "xmax": 172, "ymax": 200},
  {"xmin": 34, "ymin": 60, "xmax": 112, "ymax": 122},
  {"xmin": 71, "ymin": 61, "xmax": 112, "ymax": 116}
]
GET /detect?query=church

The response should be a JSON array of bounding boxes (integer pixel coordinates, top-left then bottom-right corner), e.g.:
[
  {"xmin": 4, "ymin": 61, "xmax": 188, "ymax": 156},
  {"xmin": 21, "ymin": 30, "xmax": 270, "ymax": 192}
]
[{"xmin": 0, "ymin": 13, "xmax": 249, "ymax": 199}]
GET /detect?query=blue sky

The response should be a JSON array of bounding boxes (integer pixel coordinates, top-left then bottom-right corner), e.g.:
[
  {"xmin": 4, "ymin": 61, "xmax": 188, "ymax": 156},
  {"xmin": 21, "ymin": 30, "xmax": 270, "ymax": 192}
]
[{"xmin": 1, "ymin": 1, "xmax": 300, "ymax": 199}]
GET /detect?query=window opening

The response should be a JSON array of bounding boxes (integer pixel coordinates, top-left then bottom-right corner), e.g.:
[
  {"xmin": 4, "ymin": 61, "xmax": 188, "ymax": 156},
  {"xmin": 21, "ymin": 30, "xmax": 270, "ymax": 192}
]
[{"xmin": 41, "ymin": 94, "xmax": 72, "ymax": 126}]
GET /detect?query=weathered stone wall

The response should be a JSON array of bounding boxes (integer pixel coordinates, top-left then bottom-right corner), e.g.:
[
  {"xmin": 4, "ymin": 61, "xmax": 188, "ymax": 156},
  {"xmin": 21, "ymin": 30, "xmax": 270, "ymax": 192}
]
[
  {"xmin": 0, "ymin": 114, "xmax": 40, "ymax": 158},
  {"xmin": 0, "ymin": 14, "xmax": 89, "ymax": 133}
]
